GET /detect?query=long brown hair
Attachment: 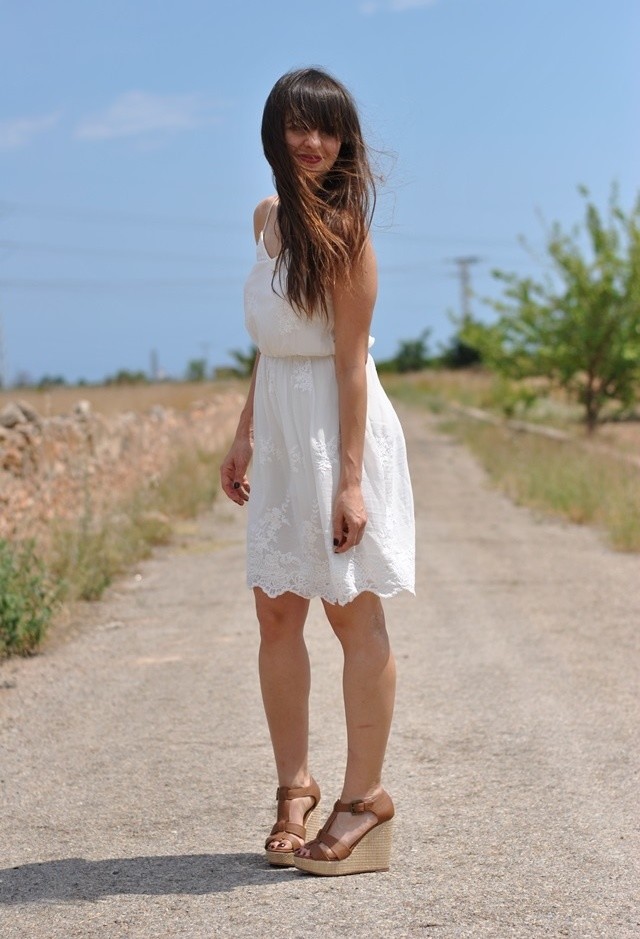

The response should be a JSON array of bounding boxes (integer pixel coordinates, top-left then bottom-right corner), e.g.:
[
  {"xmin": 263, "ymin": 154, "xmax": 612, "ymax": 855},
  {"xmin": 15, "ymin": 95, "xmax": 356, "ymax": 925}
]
[{"xmin": 261, "ymin": 68, "xmax": 376, "ymax": 319}]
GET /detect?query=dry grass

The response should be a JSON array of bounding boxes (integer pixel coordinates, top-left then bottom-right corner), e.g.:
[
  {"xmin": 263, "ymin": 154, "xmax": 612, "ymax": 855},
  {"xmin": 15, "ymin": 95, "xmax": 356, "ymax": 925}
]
[
  {"xmin": 0, "ymin": 380, "xmax": 240, "ymax": 652},
  {"xmin": 382, "ymin": 372, "xmax": 640, "ymax": 552},
  {"xmin": 383, "ymin": 369, "xmax": 640, "ymax": 440},
  {"xmin": 49, "ymin": 445, "xmax": 221, "ymax": 602},
  {"xmin": 451, "ymin": 418, "xmax": 640, "ymax": 552},
  {"xmin": 381, "ymin": 369, "xmax": 495, "ymax": 411},
  {"xmin": 0, "ymin": 379, "xmax": 247, "ymax": 417}
]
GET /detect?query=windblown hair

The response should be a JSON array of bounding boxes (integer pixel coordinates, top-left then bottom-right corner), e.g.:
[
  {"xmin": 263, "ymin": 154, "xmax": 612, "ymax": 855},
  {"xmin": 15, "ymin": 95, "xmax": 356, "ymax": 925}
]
[{"xmin": 261, "ymin": 67, "xmax": 376, "ymax": 319}]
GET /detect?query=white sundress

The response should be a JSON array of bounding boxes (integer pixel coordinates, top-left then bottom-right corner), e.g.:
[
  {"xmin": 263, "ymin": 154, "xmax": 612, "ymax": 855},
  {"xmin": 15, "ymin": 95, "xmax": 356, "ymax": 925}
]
[{"xmin": 243, "ymin": 220, "xmax": 415, "ymax": 606}]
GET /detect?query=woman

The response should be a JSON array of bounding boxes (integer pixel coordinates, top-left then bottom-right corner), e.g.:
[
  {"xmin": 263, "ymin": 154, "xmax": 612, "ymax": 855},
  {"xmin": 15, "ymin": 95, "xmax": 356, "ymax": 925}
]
[{"xmin": 220, "ymin": 67, "xmax": 415, "ymax": 876}]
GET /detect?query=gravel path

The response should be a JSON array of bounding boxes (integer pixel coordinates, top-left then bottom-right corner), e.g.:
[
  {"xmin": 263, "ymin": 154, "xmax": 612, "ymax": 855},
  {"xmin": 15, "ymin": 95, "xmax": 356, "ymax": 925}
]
[{"xmin": 1, "ymin": 407, "xmax": 638, "ymax": 939}]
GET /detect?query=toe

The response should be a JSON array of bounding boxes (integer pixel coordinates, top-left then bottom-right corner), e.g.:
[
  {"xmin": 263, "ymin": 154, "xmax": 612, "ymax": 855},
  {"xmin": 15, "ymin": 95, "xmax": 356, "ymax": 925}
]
[{"xmin": 269, "ymin": 839, "xmax": 291, "ymax": 852}]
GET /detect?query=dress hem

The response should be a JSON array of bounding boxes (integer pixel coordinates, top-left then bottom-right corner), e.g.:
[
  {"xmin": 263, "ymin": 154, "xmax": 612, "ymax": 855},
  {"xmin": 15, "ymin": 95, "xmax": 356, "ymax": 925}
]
[{"xmin": 246, "ymin": 580, "xmax": 416, "ymax": 607}]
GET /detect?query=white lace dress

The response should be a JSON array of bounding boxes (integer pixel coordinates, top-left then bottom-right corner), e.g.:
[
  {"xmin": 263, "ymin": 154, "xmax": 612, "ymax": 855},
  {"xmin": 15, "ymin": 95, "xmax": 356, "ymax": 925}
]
[{"xmin": 243, "ymin": 229, "xmax": 415, "ymax": 606}]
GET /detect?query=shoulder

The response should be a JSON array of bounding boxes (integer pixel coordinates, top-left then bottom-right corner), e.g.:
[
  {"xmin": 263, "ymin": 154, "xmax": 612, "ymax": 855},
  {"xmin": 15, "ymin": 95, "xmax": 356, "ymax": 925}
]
[
  {"xmin": 253, "ymin": 195, "xmax": 278, "ymax": 242},
  {"xmin": 348, "ymin": 236, "xmax": 377, "ymax": 289}
]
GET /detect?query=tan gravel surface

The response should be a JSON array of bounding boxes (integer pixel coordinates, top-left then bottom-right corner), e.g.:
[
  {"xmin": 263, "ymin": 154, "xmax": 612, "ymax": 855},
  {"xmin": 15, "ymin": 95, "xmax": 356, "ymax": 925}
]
[{"xmin": 1, "ymin": 407, "xmax": 638, "ymax": 939}]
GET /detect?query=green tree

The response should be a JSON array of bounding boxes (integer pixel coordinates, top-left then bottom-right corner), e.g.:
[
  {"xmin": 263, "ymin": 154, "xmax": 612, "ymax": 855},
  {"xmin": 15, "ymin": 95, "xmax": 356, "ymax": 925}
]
[
  {"xmin": 105, "ymin": 369, "xmax": 148, "ymax": 385},
  {"xmin": 438, "ymin": 332, "xmax": 482, "ymax": 369},
  {"xmin": 463, "ymin": 187, "xmax": 640, "ymax": 432},
  {"xmin": 228, "ymin": 344, "xmax": 258, "ymax": 377},
  {"xmin": 185, "ymin": 358, "xmax": 207, "ymax": 382},
  {"xmin": 394, "ymin": 329, "xmax": 431, "ymax": 373},
  {"xmin": 37, "ymin": 374, "xmax": 67, "ymax": 389}
]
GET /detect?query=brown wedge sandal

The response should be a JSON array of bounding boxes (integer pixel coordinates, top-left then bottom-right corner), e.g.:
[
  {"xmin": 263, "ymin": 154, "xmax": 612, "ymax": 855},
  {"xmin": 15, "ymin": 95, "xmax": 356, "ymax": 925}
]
[
  {"xmin": 292, "ymin": 790, "xmax": 394, "ymax": 876},
  {"xmin": 264, "ymin": 779, "xmax": 321, "ymax": 867}
]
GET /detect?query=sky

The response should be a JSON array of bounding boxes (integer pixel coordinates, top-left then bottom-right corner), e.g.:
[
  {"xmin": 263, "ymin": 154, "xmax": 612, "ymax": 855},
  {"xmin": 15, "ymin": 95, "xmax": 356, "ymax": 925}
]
[{"xmin": 1, "ymin": 0, "xmax": 638, "ymax": 384}]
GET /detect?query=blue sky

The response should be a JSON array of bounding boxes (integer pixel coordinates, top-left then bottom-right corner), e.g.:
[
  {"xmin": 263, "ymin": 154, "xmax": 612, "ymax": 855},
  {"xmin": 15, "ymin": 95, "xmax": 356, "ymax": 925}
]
[{"xmin": 1, "ymin": 0, "xmax": 638, "ymax": 384}]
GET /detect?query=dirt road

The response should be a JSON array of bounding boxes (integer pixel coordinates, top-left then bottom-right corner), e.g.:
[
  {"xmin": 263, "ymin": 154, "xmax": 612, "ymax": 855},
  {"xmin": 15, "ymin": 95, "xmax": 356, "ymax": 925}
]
[{"xmin": 1, "ymin": 408, "xmax": 638, "ymax": 939}]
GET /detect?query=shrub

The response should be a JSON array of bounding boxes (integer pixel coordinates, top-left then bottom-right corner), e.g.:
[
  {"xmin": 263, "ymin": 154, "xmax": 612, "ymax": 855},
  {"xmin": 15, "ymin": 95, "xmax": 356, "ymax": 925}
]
[{"xmin": 0, "ymin": 540, "xmax": 60, "ymax": 656}]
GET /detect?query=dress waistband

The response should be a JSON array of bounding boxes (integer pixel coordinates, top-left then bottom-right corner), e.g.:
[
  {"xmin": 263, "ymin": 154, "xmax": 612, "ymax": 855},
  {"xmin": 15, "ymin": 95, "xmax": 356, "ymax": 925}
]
[{"xmin": 259, "ymin": 351, "xmax": 335, "ymax": 360}]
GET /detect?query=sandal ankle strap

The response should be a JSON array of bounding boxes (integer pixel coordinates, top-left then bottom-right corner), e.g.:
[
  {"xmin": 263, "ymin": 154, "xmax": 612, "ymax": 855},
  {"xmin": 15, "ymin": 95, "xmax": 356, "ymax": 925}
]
[
  {"xmin": 275, "ymin": 779, "xmax": 320, "ymax": 803},
  {"xmin": 332, "ymin": 790, "xmax": 394, "ymax": 821}
]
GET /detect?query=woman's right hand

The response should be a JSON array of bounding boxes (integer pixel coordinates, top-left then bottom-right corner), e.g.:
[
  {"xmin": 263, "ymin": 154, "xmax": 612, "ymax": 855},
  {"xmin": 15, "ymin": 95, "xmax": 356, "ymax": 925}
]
[{"xmin": 220, "ymin": 436, "xmax": 253, "ymax": 505}]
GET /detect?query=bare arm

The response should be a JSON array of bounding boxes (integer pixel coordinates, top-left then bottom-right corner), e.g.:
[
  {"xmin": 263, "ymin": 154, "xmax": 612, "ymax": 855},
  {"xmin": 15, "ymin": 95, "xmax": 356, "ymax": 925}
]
[
  {"xmin": 220, "ymin": 351, "xmax": 260, "ymax": 505},
  {"xmin": 331, "ymin": 238, "xmax": 377, "ymax": 552},
  {"xmin": 220, "ymin": 198, "xmax": 274, "ymax": 506}
]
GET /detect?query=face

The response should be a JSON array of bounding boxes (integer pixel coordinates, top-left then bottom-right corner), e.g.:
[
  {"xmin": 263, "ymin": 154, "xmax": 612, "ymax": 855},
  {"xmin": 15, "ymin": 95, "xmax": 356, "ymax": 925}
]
[{"xmin": 284, "ymin": 121, "xmax": 342, "ymax": 177}]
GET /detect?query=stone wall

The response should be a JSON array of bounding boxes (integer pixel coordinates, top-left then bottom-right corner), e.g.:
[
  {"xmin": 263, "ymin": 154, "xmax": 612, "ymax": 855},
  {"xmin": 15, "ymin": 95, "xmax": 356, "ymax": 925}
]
[{"xmin": 0, "ymin": 392, "xmax": 244, "ymax": 546}]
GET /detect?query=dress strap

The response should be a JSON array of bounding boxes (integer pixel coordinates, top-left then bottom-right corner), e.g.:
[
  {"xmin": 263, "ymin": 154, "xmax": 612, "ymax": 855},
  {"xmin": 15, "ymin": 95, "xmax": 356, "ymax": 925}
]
[{"xmin": 261, "ymin": 196, "xmax": 278, "ymax": 236}]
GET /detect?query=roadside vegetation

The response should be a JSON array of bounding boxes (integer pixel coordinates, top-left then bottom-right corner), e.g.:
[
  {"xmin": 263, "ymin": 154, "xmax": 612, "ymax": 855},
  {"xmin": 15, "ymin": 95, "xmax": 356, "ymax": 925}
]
[
  {"xmin": 0, "ymin": 444, "xmax": 222, "ymax": 657},
  {"xmin": 378, "ymin": 186, "xmax": 640, "ymax": 550},
  {"xmin": 451, "ymin": 417, "xmax": 640, "ymax": 553},
  {"xmin": 461, "ymin": 186, "xmax": 640, "ymax": 433},
  {"xmin": 382, "ymin": 370, "xmax": 640, "ymax": 553},
  {"xmin": 0, "ymin": 540, "xmax": 60, "ymax": 656}
]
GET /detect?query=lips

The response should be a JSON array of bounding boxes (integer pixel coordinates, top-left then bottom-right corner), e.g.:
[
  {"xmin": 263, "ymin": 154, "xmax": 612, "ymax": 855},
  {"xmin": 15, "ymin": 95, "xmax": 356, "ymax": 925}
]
[{"xmin": 297, "ymin": 153, "xmax": 322, "ymax": 165}]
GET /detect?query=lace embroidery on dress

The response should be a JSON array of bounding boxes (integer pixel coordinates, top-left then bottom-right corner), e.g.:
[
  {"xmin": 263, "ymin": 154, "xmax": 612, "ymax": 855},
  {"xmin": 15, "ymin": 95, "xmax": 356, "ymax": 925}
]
[
  {"xmin": 292, "ymin": 358, "xmax": 313, "ymax": 392},
  {"xmin": 257, "ymin": 435, "xmax": 283, "ymax": 466}
]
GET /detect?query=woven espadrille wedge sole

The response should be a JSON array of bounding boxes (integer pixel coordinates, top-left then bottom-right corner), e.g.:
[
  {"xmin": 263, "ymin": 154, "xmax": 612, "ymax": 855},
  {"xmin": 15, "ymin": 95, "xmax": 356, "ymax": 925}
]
[
  {"xmin": 264, "ymin": 779, "xmax": 321, "ymax": 868},
  {"xmin": 292, "ymin": 790, "xmax": 394, "ymax": 877}
]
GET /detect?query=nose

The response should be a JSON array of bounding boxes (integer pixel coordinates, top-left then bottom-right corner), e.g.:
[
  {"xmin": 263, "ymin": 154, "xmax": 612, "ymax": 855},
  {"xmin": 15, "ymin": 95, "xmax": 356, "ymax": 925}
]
[{"xmin": 304, "ymin": 128, "xmax": 321, "ymax": 147}]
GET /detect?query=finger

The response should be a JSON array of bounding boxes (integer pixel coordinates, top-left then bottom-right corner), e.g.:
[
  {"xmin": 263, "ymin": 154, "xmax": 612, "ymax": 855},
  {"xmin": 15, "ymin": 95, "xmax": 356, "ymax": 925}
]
[
  {"xmin": 335, "ymin": 519, "xmax": 367, "ymax": 553},
  {"xmin": 333, "ymin": 522, "xmax": 351, "ymax": 553},
  {"xmin": 225, "ymin": 486, "xmax": 244, "ymax": 505},
  {"xmin": 354, "ymin": 521, "xmax": 366, "ymax": 545},
  {"xmin": 221, "ymin": 467, "xmax": 248, "ymax": 505},
  {"xmin": 232, "ymin": 481, "xmax": 250, "ymax": 504}
]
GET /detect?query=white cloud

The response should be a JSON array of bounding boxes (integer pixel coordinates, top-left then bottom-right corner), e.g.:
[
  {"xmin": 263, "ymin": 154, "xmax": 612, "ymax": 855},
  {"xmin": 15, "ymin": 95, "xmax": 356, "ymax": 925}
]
[
  {"xmin": 75, "ymin": 91, "xmax": 222, "ymax": 141},
  {"xmin": 0, "ymin": 111, "xmax": 61, "ymax": 150},
  {"xmin": 360, "ymin": 0, "xmax": 438, "ymax": 12}
]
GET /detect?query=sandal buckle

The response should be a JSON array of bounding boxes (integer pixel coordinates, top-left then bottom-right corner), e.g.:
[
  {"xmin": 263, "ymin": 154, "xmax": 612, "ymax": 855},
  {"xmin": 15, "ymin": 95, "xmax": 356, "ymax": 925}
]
[{"xmin": 349, "ymin": 800, "xmax": 366, "ymax": 814}]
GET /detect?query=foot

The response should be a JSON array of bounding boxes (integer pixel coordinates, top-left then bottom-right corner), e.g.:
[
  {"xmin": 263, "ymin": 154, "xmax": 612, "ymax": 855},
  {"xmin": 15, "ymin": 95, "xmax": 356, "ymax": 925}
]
[
  {"xmin": 294, "ymin": 789, "xmax": 386, "ymax": 859},
  {"xmin": 265, "ymin": 779, "xmax": 321, "ymax": 861},
  {"xmin": 267, "ymin": 793, "xmax": 316, "ymax": 852}
]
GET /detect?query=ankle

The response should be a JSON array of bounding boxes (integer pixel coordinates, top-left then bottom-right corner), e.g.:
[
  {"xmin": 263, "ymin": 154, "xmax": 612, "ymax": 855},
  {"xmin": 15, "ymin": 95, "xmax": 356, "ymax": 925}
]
[
  {"xmin": 278, "ymin": 772, "xmax": 313, "ymax": 791},
  {"xmin": 339, "ymin": 784, "xmax": 384, "ymax": 805}
]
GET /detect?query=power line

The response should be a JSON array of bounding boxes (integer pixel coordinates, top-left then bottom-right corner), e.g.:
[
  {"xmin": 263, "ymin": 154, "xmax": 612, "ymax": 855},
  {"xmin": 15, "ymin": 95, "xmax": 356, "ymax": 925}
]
[
  {"xmin": 0, "ymin": 198, "xmax": 538, "ymax": 250},
  {"xmin": 0, "ymin": 276, "xmax": 240, "ymax": 294},
  {"xmin": 0, "ymin": 199, "xmax": 244, "ymax": 232},
  {"xmin": 0, "ymin": 239, "xmax": 245, "ymax": 266},
  {"xmin": 377, "ymin": 230, "xmax": 524, "ymax": 249}
]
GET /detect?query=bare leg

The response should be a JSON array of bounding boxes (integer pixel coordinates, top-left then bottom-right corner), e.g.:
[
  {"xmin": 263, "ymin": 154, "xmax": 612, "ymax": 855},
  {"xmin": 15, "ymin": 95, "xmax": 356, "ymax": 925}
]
[
  {"xmin": 296, "ymin": 591, "xmax": 396, "ymax": 856},
  {"xmin": 254, "ymin": 588, "xmax": 315, "ymax": 851}
]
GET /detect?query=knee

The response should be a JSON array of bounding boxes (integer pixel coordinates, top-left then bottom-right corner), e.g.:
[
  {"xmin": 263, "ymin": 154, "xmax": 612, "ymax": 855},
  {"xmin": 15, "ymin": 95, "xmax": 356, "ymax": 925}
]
[
  {"xmin": 324, "ymin": 594, "xmax": 388, "ymax": 648},
  {"xmin": 258, "ymin": 612, "xmax": 303, "ymax": 645},
  {"xmin": 255, "ymin": 593, "xmax": 307, "ymax": 645}
]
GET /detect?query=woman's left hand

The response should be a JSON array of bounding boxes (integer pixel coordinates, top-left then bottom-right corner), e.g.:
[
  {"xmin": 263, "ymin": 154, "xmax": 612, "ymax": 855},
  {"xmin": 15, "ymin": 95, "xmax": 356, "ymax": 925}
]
[{"xmin": 332, "ymin": 484, "xmax": 367, "ymax": 553}]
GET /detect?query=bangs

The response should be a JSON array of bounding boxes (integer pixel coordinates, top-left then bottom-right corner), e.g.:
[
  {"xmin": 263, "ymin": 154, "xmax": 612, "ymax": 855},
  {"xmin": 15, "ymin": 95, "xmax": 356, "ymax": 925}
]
[{"xmin": 284, "ymin": 76, "xmax": 353, "ymax": 139}]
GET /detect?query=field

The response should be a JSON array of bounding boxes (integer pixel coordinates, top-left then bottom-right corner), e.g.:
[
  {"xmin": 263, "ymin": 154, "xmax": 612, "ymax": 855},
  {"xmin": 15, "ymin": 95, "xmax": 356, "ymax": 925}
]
[
  {"xmin": 0, "ymin": 380, "xmax": 245, "ymax": 656},
  {"xmin": 0, "ymin": 379, "xmax": 248, "ymax": 418},
  {"xmin": 381, "ymin": 369, "xmax": 640, "ymax": 453},
  {"xmin": 381, "ymin": 369, "xmax": 640, "ymax": 552}
]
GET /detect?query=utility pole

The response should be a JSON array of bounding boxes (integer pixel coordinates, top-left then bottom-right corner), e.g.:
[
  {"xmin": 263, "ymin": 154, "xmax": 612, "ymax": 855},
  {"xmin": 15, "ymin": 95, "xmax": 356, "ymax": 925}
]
[
  {"xmin": 449, "ymin": 255, "xmax": 482, "ymax": 323},
  {"xmin": 199, "ymin": 340, "xmax": 210, "ymax": 379},
  {"xmin": 150, "ymin": 348, "xmax": 159, "ymax": 382}
]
